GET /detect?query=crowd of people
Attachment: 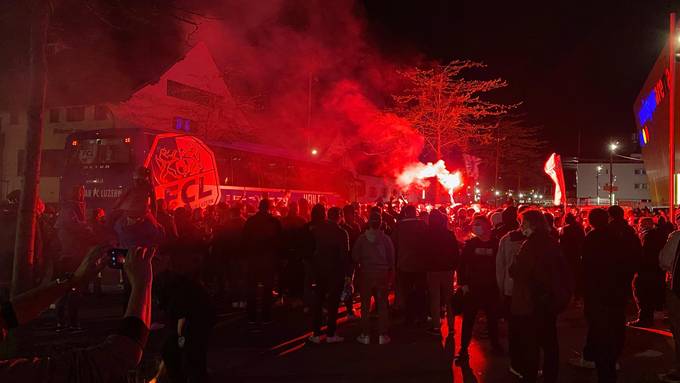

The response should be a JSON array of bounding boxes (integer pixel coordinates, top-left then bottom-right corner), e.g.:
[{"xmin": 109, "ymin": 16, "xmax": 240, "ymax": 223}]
[{"xmin": 3, "ymin": 167, "xmax": 680, "ymax": 382}]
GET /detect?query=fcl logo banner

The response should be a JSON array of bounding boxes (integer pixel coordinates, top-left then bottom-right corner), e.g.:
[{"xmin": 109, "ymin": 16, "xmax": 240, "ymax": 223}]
[
  {"xmin": 145, "ymin": 133, "xmax": 221, "ymax": 209},
  {"xmin": 544, "ymin": 153, "xmax": 566, "ymax": 206}
]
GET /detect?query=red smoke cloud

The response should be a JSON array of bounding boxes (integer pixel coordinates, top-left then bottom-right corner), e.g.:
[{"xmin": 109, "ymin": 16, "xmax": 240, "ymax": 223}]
[{"xmin": 188, "ymin": 0, "xmax": 424, "ymax": 177}]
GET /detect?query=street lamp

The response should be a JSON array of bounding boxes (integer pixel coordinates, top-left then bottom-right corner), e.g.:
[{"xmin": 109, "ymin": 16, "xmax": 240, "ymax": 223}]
[
  {"xmin": 596, "ymin": 165, "xmax": 603, "ymax": 205},
  {"xmin": 609, "ymin": 142, "xmax": 619, "ymax": 205}
]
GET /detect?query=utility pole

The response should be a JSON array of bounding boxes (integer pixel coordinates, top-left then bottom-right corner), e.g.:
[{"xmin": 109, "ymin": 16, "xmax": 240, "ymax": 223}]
[
  {"xmin": 669, "ymin": 12, "xmax": 677, "ymax": 224},
  {"xmin": 609, "ymin": 147, "xmax": 615, "ymax": 206},
  {"xmin": 12, "ymin": 0, "xmax": 50, "ymax": 297}
]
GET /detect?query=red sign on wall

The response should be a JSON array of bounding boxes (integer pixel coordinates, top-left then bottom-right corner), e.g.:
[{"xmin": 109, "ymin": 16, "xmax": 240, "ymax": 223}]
[{"xmin": 145, "ymin": 133, "xmax": 221, "ymax": 210}]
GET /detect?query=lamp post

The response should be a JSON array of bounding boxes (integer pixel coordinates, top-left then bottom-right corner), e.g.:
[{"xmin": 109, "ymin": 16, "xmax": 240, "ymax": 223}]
[
  {"xmin": 596, "ymin": 165, "xmax": 602, "ymax": 205},
  {"xmin": 609, "ymin": 142, "xmax": 619, "ymax": 205}
]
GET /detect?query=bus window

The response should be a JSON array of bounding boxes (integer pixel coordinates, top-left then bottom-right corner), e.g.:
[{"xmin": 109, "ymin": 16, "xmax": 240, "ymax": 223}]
[
  {"xmin": 97, "ymin": 138, "xmax": 130, "ymax": 164},
  {"xmin": 71, "ymin": 138, "xmax": 131, "ymax": 165}
]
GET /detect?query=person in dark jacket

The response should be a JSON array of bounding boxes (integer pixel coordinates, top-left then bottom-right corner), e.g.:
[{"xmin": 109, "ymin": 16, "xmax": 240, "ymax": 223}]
[
  {"xmin": 572, "ymin": 207, "xmax": 641, "ymax": 382},
  {"xmin": 424, "ymin": 210, "xmax": 459, "ymax": 337},
  {"xmin": 242, "ymin": 199, "xmax": 283, "ymax": 324},
  {"xmin": 593, "ymin": 206, "xmax": 640, "ymax": 382},
  {"xmin": 353, "ymin": 211, "xmax": 394, "ymax": 345},
  {"xmin": 301, "ymin": 204, "xmax": 327, "ymax": 311},
  {"xmin": 308, "ymin": 206, "xmax": 350, "ymax": 344},
  {"xmin": 280, "ymin": 201, "xmax": 308, "ymax": 306},
  {"xmin": 629, "ymin": 217, "xmax": 667, "ymax": 327},
  {"xmin": 493, "ymin": 206, "xmax": 519, "ymax": 241},
  {"xmin": 391, "ymin": 205, "xmax": 429, "ymax": 324},
  {"xmin": 458, "ymin": 215, "xmax": 502, "ymax": 361},
  {"xmin": 341, "ymin": 204, "xmax": 362, "ymax": 319},
  {"xmin": 559, "ymin": 213, "xmax": 585, "ymax": 299},
  {"xmin": 510, "ymin": 209, "xmax": 561, "ymax": 383},
  {"xmin": 153, "ymin": 271, "xmax": 216, "ymax": 383},
  {"xmin": 212, "ymin": 207, "xmax": 247, "ymax": 306}
]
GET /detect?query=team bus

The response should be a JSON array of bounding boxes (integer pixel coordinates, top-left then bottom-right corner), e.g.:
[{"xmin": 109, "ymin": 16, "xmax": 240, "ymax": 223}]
[{"xmin": 60, "ymin": 127, "xmax": 357, "ymax": 210}]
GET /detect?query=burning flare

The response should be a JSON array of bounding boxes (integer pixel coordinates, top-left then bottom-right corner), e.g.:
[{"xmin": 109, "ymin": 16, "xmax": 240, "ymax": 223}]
[{"xmin": 397, "ymin": 160, "xmax": 463, "ymax": 203}]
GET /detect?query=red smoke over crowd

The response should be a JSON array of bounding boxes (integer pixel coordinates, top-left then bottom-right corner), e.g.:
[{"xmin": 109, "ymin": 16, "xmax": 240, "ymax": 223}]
[{"xmin": 189, "ymin": 0, "xmax": 430, "ymax": 178}]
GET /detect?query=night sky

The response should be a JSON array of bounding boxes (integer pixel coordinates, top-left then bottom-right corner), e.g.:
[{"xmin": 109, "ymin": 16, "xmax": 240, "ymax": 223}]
[{"xmin": 364, "ymin": 0, "xmax": 674, "ymax": 159}]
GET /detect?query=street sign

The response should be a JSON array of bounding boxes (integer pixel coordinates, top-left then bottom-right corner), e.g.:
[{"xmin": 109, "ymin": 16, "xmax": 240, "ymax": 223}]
[{"xmin": 603, "ymin": 184, "xmax": 619, "ymax": 192}]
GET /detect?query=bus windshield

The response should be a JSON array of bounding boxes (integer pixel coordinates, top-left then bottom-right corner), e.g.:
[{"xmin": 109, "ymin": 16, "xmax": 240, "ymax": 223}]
[{"xmin": 71, "ymin": 138, "xmax": 131, "ymax": 165}]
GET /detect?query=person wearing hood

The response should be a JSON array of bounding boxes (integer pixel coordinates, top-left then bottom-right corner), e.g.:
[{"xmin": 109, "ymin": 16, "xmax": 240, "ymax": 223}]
[
  {"xmin": 353, "ymin": 211, "xmax": 394, "ymax": 345},
  {"xmin": 493, "ymin": 206, "xmax": 519, "ymax": 241},
  {"xmin": 423, "ymin": 210, "xmax": 459, "ymax": 337}
]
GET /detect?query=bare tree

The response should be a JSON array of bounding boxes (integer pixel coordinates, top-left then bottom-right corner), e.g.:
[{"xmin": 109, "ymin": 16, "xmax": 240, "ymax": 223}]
[
  {"xmin": 474, "ymin": 117, "xmax": 547, "ymax": 192},
  {"xmin": 393, "ymin": 61, "xmax": 513, "ymax": 161}
]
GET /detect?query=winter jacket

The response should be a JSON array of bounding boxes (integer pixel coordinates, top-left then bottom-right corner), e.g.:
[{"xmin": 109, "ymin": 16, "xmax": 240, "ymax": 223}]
[
  {"xmin": 509, "ymin": 231, "xmax": 560, "ymax": 316},
  {"xmin": 559, "ymin": 223, "xmax": 585, "ymax": 267},
  {"xmin": 496, "ymin": 229, "xmax": 525, "ymax": 297},
  {"xmin": 352, "ymin": 229, "xmax": 395, "ymax": 273},
  {"xmin": 459, "ymin": 236, "xmax": 499, "ymax": 294},
  {"xmin": 582, "ymin": 220, "xmax": 639, "ymax": 310},
  {"xmin": 422, "ymin": 227, "xmax": 459, "ymax": 272},
  {"xmin": 242, "ymin": 212, "xmax": 283, "ymax": 269},
  {"xmin": 312, "ymin": 221, "xmax": 350, "ymax": 280},
  {"xmin": 391, "ymin": 218, "xmax": 429, "ymax": 272}
]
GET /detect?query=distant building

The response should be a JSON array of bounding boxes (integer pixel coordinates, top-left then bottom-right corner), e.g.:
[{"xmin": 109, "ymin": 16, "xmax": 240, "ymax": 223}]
[
  {"xmin": 0, "ymin": 105, "xmax": 115, "ymax": 202},
  {"xmin": 575, "ymin": 156, "xmax": 651, "ymax": 207},
  {"xmin": 0, "ymin": 43, "xmax": 252, "ymax": 204}
]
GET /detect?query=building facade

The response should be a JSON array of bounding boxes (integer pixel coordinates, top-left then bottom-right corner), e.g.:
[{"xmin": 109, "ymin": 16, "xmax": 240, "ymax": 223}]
[
  {"xmin": 576, "ymin": 160, "xmax": 651, "ymax": 207},
  {"xmin": 0, "ymin": 106, "xmax": 114, "ymax": 203},
  {"xmin": 0, "ymin": 42, "xmax": 249, "ymax": 205}
]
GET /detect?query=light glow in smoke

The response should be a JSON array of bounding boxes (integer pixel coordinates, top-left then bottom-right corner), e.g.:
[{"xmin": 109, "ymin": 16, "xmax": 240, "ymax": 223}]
[{"xmin": 397, "ymin": 160, "xmax": 463, "ymax": 203}]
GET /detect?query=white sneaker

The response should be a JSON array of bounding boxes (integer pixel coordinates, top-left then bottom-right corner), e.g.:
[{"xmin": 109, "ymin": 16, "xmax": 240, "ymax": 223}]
[
  {"xmin": 378, "ymin": 335, "xmax": 391, "ymax": 345},
  {"xmin": 357, "ymin": 334, "xmax": 370, "ymax": 345},
  {"xmin": 326, "ymin": 335, "xmax": 345, "ymax": 343},
  {"xmin": 568, "ymin": 357, "xmax": 595, "ymax": 369},
  {"xmin": 308, "ymin": 335, "xmax": 322, "ymax": 344}
]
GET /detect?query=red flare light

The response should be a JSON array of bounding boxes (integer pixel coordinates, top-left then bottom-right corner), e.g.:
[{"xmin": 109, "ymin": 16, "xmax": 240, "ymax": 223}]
[{"xmin": 396, "ymin": 160, "xmax": 463, "ymax": 203}]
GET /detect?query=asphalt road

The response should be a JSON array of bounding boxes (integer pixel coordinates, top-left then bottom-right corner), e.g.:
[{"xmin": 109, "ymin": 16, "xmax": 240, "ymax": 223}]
[{"xmin": 6, "ymin": 292, "xmax": 679, "ymax": 383}]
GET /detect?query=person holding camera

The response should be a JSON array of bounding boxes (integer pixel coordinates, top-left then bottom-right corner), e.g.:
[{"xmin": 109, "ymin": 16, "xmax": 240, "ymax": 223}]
[{"xmin": 0, "ymin": 245, "xmax": 154, "ymax": 383}]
